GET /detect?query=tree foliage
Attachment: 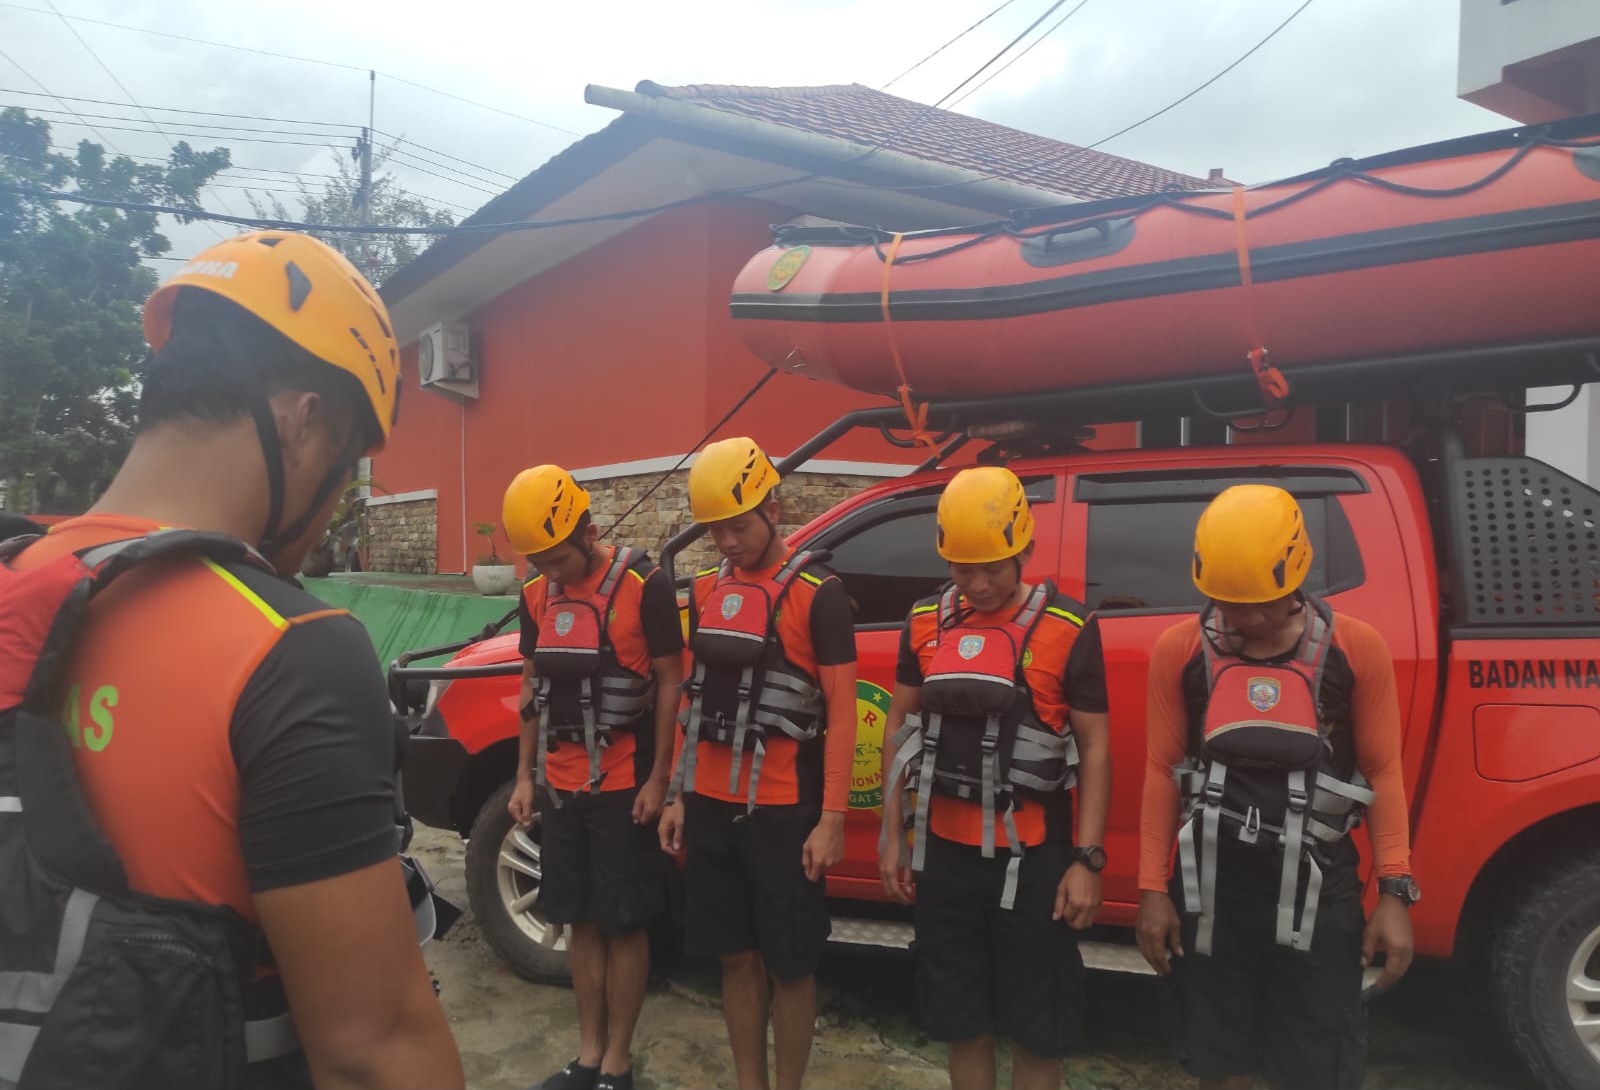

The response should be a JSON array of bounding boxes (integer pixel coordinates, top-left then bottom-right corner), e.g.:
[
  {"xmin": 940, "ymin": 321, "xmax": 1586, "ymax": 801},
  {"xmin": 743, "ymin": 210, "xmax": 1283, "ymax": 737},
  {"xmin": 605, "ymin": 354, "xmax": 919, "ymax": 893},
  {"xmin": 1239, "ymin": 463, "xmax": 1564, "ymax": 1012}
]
[
  {"xmin": 246, "ymin": 141, "xmax": 454, "ymax": 284},
  {"xmin": 0, "ymin": 107, "xmax": 228, "ymax": 513}
]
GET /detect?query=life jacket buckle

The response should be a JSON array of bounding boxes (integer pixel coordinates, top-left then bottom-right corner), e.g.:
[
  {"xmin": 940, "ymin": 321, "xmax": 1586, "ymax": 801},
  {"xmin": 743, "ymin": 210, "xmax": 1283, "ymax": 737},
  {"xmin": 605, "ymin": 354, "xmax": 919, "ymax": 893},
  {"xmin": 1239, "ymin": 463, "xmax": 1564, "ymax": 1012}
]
[
  {"xmin": 1286, "ymin": 784, "xmax": 1309, "ymax": 812},
  {"xmin": 1238, "ymin": 805, "xmax": 1262, "ymax": 845}
]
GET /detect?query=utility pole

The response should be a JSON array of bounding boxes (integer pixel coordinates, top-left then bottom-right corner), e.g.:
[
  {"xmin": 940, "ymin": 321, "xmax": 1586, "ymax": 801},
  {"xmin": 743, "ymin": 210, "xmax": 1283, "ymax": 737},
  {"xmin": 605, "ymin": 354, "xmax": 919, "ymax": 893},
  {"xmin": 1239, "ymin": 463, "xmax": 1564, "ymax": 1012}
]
[{"xmin": 358, "ymin": 69, "xmax": 376, "ymax": 274}]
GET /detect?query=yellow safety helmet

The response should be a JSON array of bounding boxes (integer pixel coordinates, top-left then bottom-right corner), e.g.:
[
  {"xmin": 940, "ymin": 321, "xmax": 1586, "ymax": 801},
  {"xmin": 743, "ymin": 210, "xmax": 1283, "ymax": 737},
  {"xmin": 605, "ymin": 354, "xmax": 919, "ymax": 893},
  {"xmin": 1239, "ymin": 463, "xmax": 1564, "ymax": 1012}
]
[
  {"xmin": 503, "ymin": 465, "xmax": 591, "ymax": 554},
  {"xmin": 936, "ymin": 466, "xmax": 1034, "ymax": 564},
  {"xmin": 1192, "ymin": 484, "xmax": 1312, "ymax": 603},
  {"xmin": 689, "ymin": 437, "xmax": 780, "ymax": 524},
  {"xmin": 144, "ymin": 231, "xmax": 401, "ymax": 451}
]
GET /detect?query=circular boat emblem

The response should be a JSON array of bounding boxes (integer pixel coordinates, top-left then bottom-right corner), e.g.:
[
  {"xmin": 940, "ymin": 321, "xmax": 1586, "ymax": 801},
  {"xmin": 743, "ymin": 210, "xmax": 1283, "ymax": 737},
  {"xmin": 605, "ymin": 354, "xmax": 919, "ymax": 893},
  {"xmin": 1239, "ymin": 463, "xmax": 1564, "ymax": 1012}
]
[{"xmin": 767, "ymin": 245, "xmax": 812, "ymax": 291}]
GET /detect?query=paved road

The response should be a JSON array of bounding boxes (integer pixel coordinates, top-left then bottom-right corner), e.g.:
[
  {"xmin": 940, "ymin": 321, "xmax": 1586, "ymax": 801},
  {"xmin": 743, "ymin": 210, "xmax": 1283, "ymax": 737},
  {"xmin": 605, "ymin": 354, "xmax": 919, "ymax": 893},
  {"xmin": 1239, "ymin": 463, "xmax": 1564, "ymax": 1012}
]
[{"xmin": 413, "ymin": 828, "xmax": 1534, "ymax": 1090}]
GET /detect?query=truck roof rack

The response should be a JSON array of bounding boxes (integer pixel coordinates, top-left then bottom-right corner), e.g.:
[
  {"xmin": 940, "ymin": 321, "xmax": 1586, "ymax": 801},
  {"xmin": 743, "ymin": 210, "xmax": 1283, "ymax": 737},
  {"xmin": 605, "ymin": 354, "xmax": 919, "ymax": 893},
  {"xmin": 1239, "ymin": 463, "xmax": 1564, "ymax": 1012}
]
[{"xmin": 661, "ymin": 334, "xmax": 1600, "ymax": 583}]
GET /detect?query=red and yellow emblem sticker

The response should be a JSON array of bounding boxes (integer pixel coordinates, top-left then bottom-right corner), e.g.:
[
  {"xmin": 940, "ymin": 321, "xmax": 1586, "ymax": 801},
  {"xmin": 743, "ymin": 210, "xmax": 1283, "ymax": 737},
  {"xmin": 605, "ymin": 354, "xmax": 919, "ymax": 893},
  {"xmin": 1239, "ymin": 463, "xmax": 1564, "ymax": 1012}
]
[{"xmin": 767, "ymin": 245, "xmax": 811, "ymax": 291}]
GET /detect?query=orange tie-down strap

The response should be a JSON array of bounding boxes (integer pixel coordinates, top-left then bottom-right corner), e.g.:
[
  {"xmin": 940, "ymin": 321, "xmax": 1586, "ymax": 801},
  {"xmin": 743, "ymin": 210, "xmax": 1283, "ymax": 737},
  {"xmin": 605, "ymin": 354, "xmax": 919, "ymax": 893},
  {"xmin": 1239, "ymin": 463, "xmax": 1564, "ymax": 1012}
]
[
  {"xmin": 1231, "ymin": 186, "xmax": 1290, "ymax": 408},
  {"xmin": 880, "ymin": 232, "xmax": 940, "ymax": 454}
]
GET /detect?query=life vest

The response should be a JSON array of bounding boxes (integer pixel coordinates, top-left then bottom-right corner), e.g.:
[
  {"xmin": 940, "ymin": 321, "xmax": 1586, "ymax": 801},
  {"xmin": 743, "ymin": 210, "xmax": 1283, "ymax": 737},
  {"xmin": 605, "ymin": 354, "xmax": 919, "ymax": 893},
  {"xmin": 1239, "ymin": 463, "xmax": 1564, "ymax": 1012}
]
[
  {"xmin": 0, "ymin": 529, "xmax": 455, "ymax": 1089},
  {"xmin": 1174, "ymin": 595, "xmax": 1375, "ymax": 956},
  {"xmin": 526, "ymin": 547, "xmax": 655, "ymax": 800},
  {"xmin": 885, "ymin": 583, "xmax": 1079, "ymax": 910},
  {"xmin": 668, "ymin": 551, "xmax": 825, "ymax": 812}
]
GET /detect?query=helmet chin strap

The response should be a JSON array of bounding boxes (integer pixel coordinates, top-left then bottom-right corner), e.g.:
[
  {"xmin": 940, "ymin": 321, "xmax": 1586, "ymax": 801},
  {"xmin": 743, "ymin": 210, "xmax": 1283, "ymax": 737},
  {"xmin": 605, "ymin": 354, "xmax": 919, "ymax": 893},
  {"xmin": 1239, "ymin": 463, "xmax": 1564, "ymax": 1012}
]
[{"xmin": 250, "ymin": 389, "xmax": 366, "ymax": 564}]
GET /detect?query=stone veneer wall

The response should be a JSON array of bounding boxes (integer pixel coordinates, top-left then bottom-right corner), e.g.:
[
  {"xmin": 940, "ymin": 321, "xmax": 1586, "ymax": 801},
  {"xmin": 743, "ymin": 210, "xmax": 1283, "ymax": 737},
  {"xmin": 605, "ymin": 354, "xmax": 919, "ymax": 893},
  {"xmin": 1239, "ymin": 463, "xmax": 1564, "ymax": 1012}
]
[
  {"xmin": 364, "ymin": 497, "xmax": 437, "ymax": 574},
  {"xmin": 580, "ymin": 470, "xmax": 882, "ymax": 574}
]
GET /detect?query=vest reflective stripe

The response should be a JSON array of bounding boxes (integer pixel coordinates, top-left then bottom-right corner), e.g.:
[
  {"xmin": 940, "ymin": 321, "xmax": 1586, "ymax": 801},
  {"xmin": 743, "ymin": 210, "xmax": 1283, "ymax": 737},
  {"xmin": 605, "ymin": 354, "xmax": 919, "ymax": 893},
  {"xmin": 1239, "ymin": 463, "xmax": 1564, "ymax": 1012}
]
[
  {"xmin": 0, "ymin": 888, "xmax": 96, "ymax": 1015},
  {"xmin": 533, "ymin": 548, "xmax": 655, "ymax": 801},
  {"xmin": 886, "ymin": 584, "xmax": 1081, "ymax": 910},
  {"xmin": 669, "ymin": 552, "xmax": 824, "ymax": 811},
  {"xmin": 1175, "ymin": 600, "xmax": 1377, "ymax": 956}
]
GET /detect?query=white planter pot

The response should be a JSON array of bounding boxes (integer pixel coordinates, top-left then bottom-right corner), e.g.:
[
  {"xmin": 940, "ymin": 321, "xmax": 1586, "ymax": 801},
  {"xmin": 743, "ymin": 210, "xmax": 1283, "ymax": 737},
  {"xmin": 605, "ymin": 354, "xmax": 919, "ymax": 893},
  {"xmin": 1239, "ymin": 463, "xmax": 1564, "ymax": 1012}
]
[{"xmin": 471, "ymin": 564, "xmax": 518, "ymax": 596}]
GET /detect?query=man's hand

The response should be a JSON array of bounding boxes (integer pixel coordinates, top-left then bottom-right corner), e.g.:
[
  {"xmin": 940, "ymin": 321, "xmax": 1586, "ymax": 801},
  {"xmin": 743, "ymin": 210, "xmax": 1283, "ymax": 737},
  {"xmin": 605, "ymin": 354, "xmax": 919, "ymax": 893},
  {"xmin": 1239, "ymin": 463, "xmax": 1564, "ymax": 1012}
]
[
  {"xmin": 878, "ymin": 826, "xmax": 915, "ymax": 905},
  {"xmin": 658, "ymin": 798, "xmax": 685, "ymax": 855},
  {"xmin": 507, "ymin": 776, "xmax": 537, "ymax": 828},
  {"xmin": 1363, "ymin": 895, "xmax": 1415, "ymax": 989},
  {"xmin": 1136, "ymin": 890, "xmax": 1185, "ymax": 975},
  {"xmin": 632, "ymin": 775, "xmax": 667, "ymax": 826},
  {"xmin": 802, "ymin": 810, "xmax": 846, "ymax": 883},
  {"xmin": 1053, "ymin": 862, "xmax": 1102, "ymax": 930}
]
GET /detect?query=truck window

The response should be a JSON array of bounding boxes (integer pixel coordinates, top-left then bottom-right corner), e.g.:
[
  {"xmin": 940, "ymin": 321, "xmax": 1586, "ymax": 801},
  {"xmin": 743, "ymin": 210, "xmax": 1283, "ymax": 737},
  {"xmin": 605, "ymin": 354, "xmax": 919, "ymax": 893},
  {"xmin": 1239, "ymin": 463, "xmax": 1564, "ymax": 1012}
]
[
  {"xmin": 1084, "ymin": 495, "xmax": 1364, "ymax": 613},
  {"xmin": 817, "ymin": 477, "xmax": 1057, "ymax": 628}
]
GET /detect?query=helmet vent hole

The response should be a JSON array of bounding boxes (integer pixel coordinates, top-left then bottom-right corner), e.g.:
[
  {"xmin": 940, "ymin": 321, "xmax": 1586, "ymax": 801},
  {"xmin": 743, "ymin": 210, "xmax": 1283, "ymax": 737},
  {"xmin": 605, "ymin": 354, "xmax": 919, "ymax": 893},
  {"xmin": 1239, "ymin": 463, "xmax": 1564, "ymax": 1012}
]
[{"xmin": 285, "ymin": 261, "xmax": 313, "ymax": 311}]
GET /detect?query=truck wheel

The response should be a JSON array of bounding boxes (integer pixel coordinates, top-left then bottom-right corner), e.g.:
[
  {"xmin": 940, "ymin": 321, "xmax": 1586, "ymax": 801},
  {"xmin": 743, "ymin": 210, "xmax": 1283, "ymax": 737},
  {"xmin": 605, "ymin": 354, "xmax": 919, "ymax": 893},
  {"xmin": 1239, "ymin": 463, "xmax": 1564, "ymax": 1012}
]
[
  {"xmin": 1490, "ymin": 848, "xmax": 1600, "ymax": 1090},
  {"xmin": 465, "ymin": 781, "xmax": 571, "ymax": 985}
]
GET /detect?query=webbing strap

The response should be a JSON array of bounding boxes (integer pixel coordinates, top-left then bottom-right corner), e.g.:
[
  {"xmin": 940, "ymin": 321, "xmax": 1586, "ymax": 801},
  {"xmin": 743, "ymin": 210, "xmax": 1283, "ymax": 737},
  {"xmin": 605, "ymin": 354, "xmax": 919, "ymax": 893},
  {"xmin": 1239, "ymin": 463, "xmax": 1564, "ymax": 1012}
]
[
  {"xmin": 911, "ymin": 714, "xmax": 941, "ymax": 873},
  {"xmin": 879, "ymin": 232, "xmax": 939, "ymax": 455},
  {"xmin": 1230, "ymin": 184, "xmax": 1290, "ymax": 408},
  {"xmin": 979, "ymin": 716, "xmax": 1001, "ymax": 859},
  {"xmin": 744, "ymin": 738, "xmax": 766, "ymax": 814},
  {"xmin": 999, "ymin": 809, "xmax": 1023, "ymax": 911},
  {"xmin": 1196, "ymin": 761, "xmax": 1227, "ymax": 956},
  {"xmin": 244, "ymin": 1012, "xmax": 299, "ymax": 1062},
  {"xmin": 581, "ymin": 679, "xmax": 602, "ymax": 794},
  {"xmin": 1294, "ymin": 854, "xmax": 1324, "ymax": 952},
  {"xmin": 1276, "ymin": 769, "xmax": 1309, "ymax": 949},
  {"xmin": 726, "ymin": 666, "xmax": 757, "ymax": 796},
  {"xmin": 667, "ymin": 664, "xmax": 708, "ymax": 802},
  {"xmin": 534, "ymin": 682, "xmax": 559, "ymax": 810}
]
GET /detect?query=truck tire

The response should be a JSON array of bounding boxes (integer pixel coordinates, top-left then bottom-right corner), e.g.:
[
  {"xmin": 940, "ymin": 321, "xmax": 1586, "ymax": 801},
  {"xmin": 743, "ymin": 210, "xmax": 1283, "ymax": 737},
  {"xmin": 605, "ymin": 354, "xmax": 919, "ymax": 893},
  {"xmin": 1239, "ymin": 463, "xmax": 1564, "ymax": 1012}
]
[
  {"xmin": 1490, "ymin": 847, "xmax": 1600, "ymax": 1090},
  {"xmin": 465, "ymin": 781, "xmax": 572, "ymax": 985}
]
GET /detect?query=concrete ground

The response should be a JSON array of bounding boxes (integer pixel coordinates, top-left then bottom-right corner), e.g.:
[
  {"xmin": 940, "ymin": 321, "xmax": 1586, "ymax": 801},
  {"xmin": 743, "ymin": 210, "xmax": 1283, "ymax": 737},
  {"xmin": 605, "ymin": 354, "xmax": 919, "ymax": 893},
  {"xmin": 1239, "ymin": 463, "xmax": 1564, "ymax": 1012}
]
[{"xmin": 412, "ymin": 827, "xmax": 1534, "ymax": 1090}]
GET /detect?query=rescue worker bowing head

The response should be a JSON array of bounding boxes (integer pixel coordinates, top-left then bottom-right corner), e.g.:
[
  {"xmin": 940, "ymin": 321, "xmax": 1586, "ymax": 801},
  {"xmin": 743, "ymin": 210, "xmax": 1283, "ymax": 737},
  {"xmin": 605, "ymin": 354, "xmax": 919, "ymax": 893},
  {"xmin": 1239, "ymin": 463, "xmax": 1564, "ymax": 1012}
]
[
  {"xmin": 1192, "ymin": 484, "xmax": 1311, "ymax": 641},
  {"xmin": 503, "ymin": 464, "xmax": 598, "ymax": 584},
  {"xmin": 689, "ymin": 437, "xmax": 784, "ymax": 571},
  {"xmin": 139, "ymin": 231, "xmax": 401, "ymax": 575},
  {"xmin": 936, "ymin": 466, "xmax": 1036, "ymax": 613}
]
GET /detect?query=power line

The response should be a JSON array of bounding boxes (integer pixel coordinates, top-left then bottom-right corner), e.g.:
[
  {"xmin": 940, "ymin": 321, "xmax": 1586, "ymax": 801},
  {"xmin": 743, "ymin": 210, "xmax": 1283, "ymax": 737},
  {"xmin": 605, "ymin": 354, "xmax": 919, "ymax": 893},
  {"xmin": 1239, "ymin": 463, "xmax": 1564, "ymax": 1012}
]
[
  {"xmin": 0, "ymin": 2, "xmax": 582, "ymax": 136},
  {"xmin": 3, "ymin": 104, "xmax": 360, "ymax": 141},
  {"xmin": 947, "ymin": 0, "xmax": 1094, "ymax": 110},
  {"xmin": 0, "ymin": 43, "xmax": 124, "ymax": 152},
  {"xmin": 880, "ymin": 0, "xmax": 1023, "ymax": 90},
  {"xmin": 383, "ymin": 144, "xmax": 505, "ymax": 191},
  {"xmin": 41, "ymin": 0, "xmax": 232, "ymax": 239},
  {"xmin": 372, "ymin": 129, "xmax": 518, "ymax": 182},
  {"xmin": 0, "ymin": 86, "xmax": 363, "ymax": 128},
  {"xmin": 928, "ymin": 0, "xmax": 1075, "ymax": 111},
  {"xmin": 1067, "ymin": 0, "xmax": 1319, "ymax": 158}
]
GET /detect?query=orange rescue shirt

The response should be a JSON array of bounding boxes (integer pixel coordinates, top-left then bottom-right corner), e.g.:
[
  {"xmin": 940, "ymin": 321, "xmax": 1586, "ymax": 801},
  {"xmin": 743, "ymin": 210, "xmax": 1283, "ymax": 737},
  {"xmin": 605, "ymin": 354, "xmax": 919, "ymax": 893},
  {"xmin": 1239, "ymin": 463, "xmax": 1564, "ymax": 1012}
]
[
  {"xmin": 518, "ymin": 547, "xmax": 682, "ymax": 793},
  {"xmin": 1138, "ymin": 611, "xmax": 1412, "ymax": 893},
  {"xmin": 676, "ymin": 552, "xmax": 857, "ymax": 809}
]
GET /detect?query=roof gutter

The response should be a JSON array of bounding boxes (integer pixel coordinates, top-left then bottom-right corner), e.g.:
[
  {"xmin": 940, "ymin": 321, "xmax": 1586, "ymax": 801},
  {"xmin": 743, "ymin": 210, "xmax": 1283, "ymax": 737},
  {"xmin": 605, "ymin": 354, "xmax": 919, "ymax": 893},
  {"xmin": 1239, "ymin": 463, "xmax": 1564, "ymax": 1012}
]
[{"xmin": 583, "ymin": 83, "xmax": 1078, "ymax": 213}]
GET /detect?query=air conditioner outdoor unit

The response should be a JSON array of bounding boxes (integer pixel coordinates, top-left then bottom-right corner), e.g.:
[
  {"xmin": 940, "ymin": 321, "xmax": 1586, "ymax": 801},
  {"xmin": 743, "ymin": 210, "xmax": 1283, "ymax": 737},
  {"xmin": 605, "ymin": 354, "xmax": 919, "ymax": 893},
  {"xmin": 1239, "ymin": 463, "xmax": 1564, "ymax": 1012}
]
[{"xmin": 417, "ymin": 321, "xmax": 478, "ymax": 398}]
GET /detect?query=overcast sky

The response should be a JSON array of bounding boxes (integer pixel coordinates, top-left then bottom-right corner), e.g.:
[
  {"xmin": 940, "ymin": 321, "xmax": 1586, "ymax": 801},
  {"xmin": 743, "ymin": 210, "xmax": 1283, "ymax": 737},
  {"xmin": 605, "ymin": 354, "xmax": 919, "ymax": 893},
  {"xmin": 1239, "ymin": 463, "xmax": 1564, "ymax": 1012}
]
[{"xmin": 1, "ymin": 0, "xmax": 1507, "ymax": 266}]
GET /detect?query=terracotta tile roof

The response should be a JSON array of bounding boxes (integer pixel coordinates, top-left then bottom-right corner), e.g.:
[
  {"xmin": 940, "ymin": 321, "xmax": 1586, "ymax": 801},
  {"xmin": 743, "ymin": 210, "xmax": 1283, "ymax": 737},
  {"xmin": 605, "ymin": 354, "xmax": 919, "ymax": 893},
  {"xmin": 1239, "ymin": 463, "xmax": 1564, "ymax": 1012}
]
[{"xmin": 636, "ymin": 80, "xmax": 1221, "ymax": 200}]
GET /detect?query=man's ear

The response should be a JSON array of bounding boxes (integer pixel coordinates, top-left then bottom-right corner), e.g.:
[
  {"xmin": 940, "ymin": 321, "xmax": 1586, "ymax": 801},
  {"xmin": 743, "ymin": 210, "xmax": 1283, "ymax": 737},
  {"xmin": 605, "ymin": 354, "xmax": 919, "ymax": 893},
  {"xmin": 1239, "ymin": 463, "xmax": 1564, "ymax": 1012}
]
[
  {"xmin": 1017, "ymin": 540, "xmax": 1037, "ymax": 567},
  {"xmin": 270, "ymin": 390, "xmax": 322, "ymax": 471}
]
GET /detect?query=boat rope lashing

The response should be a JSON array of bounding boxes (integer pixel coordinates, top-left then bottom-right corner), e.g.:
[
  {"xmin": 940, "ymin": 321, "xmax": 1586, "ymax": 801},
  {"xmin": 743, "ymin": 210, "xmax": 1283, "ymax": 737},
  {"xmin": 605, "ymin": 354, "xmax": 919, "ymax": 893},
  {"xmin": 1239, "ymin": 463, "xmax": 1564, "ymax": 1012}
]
[
  {"xmin": 880, "ymin": 231, "xmax": 941, "ymax": 456},
  {"xmin": 1231, "ymin": 185, "xmax": 1291, "ymax": 411}
]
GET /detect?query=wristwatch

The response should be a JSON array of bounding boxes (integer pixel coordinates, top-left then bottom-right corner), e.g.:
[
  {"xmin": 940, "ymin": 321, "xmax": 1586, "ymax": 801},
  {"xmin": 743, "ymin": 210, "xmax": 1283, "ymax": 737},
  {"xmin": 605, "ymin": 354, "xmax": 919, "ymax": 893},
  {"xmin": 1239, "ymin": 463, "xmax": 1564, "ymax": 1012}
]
[
  {"xmin": 1377, "ymin": 875, "xmax": 1421, "ymax": 906},
  {"xmin": 1070, "ymin": 845, "xmax": 1108, "ymax": 873}
]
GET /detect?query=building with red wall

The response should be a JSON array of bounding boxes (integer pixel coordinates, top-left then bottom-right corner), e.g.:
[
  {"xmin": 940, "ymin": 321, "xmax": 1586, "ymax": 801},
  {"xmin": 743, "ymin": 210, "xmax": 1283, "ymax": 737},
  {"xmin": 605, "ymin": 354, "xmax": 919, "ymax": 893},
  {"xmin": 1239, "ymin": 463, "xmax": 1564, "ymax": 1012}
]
[{"xmin": 370, "ymin": 82, "xmax": 1221, "ymax": 574}]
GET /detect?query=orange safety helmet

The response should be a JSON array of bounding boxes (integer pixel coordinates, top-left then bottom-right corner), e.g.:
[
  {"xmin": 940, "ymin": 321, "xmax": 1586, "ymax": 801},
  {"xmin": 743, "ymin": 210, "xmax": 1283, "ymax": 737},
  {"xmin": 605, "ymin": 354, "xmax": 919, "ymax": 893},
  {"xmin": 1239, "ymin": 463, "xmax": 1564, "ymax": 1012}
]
[
  {"xmin": 143, "ymin": 231, "xmax": 401, "ymax": 450},
  {"xmin": 503, "ymin": 465, "xmax": 591, "ymax": 554},
  {"xmin": 688, "ymin": 438, "xmax": 781, "ymax": 524},
  {"xmin": 936, "ymin": 466, "xmax": 1034, "ymax": 564},
  {"xmin": 1192, "ymin": 485, "xmax": 1312, "ymax": 603}
]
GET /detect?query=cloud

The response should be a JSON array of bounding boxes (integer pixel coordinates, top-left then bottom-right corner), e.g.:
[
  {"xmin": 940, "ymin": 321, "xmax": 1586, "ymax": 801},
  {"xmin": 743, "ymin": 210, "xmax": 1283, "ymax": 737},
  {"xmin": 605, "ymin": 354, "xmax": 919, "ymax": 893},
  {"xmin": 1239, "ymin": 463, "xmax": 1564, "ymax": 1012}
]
[{"xmin": 1, "ymin": 0, "xmax": 1516, "ymax": 266}]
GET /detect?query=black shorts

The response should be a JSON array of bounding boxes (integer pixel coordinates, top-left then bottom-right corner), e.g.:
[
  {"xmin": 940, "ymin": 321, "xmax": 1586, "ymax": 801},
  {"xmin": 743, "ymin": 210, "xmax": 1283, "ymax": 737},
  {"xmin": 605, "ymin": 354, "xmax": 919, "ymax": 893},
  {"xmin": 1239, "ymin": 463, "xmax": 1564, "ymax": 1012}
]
[
  {"xmin": 539, "ymin": 786, "xmax": 666, "ymax": 935},
  {"xmin": 1165, "ymin": 879, "xmax": 1367, "ymax": 1090},
  {"xmin": 912, "ymin": 835, "xmax": 1085, "ymax": 1058},
  {"xmin": 681, "ymin": 794, "xmax": 831, "ymax": 981}
]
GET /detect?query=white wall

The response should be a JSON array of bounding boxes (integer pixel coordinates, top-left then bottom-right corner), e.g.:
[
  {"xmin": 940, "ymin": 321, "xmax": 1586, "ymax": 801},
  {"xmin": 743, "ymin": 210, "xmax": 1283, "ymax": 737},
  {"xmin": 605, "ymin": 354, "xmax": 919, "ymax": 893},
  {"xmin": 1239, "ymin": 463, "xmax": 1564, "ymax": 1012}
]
[
  {"xmin": 1526, "ymin": 385, "xmax": 1600, "ymax": 484},
  {"xmin": 1460, "ymin": 0, "xmax": 1600, "ymax": 118}
]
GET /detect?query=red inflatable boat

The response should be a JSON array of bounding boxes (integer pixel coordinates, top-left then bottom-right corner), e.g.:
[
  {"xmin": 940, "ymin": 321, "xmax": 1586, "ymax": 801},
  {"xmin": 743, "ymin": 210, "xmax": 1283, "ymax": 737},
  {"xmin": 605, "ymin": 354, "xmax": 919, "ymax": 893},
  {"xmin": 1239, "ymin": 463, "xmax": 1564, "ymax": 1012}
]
[{"xmin": 729, "ymin": 120, "xmax": 1600, "ymax": 401}]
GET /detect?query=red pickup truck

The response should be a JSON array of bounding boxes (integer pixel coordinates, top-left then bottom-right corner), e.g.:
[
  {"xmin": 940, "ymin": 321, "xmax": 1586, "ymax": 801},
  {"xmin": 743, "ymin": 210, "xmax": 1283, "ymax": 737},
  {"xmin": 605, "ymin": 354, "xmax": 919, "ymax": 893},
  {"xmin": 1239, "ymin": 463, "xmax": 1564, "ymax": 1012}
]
[{"xmin": 393, "ymin": 366, "xmax": 1600, "ymax": 1090}]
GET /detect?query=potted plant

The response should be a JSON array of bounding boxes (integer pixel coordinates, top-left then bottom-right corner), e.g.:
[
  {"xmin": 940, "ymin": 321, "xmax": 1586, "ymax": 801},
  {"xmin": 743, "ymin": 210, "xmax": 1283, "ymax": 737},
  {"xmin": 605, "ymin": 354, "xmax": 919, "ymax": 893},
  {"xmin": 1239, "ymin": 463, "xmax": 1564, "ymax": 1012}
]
[{"xmin": 471, "ymin": 521, "xmax": 517, "ymax": 595}]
